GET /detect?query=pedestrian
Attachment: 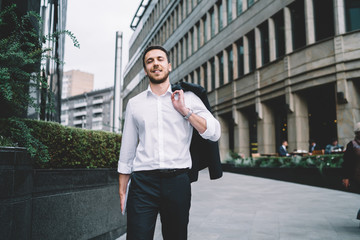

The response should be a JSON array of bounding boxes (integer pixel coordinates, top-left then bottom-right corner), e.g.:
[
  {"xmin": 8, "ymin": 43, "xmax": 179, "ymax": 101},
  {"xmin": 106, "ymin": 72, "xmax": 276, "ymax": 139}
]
[
  {"xmin": 278, "ymin": 140, "xmax": 290, "ymax": 156},
  {"xmin": 342, "ymin": 122, "xmax": 360, "ymax": 193},
  {"xmin": 118, "ymin": 45, "xmax": 221, "ymax": 240}
]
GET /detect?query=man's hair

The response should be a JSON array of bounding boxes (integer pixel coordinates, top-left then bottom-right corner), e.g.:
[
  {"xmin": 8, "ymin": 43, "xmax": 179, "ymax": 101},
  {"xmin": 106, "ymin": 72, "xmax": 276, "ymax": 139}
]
[{"xmin": 142, "ymin": 45, "xmax": 170, "ymax": 68}]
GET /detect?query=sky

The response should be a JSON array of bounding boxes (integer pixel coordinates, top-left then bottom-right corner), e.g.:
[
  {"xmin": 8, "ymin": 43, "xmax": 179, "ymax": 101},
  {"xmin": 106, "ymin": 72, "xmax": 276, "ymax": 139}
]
[{"xmin": 64, "ymin": 0, "xmax": 142, "ymax": 90}]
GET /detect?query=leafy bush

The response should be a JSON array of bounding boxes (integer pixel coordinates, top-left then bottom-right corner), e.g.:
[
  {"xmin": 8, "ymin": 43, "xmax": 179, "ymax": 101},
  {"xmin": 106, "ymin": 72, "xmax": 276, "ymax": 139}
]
[
  {"xmin": 225, "ymin": 152, "xmax": 344, "ymax": 173},
  {"xmin": 0, "ymin": 118, "xmax": 121, "ymax": 169}
]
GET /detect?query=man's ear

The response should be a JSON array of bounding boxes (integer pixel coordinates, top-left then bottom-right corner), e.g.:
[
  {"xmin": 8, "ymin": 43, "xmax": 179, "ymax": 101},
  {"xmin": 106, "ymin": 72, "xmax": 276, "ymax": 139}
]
[
  {"xmin": 144, "ymin": 68, "xmax": 148, "ymax": 75},
  {"xmin": 169, "ymin": 63, "xmax": 172, "ymax": 72}
]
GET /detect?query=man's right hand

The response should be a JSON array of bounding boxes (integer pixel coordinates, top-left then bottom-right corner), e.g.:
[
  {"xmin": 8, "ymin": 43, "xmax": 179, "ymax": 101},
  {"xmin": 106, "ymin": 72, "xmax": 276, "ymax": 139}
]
[
  {"xmin": 119, "ymin": 174, "xmax": 131, "ymax": 214},
  {"xmin": 342, "ymin": 178, "xmax": 350, "ymax": 188}
]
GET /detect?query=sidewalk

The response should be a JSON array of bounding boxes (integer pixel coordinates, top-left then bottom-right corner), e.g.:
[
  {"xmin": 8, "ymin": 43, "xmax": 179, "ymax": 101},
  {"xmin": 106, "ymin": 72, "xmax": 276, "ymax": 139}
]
[{"xmin": 117, "ymin": 170, "xmax": 360, "ymax": 240}]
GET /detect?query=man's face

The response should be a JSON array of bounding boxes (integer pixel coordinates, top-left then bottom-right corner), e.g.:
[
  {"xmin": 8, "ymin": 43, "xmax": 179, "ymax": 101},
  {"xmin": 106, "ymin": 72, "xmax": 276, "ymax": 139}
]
[
  {"xmin": 283, "ymin": 141, "xmax": 288, "ymax": 147},
  {"xmin": 143, "ymin": 49, "xmax": 172, "ymax": 84}
]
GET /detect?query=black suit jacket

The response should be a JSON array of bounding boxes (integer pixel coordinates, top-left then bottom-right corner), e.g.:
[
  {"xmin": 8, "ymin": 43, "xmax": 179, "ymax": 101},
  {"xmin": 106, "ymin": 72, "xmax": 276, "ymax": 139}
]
[{"xmin": 172, "ymin": 81, "xmax": 223, "ymax": 182}]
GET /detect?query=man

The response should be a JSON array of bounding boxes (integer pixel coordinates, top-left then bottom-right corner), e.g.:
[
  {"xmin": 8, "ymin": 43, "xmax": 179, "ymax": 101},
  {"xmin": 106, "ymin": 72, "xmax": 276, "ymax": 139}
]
[
  {"xmin": 325, "ymin": 138, "xmax": 343, "ymax": 154},
  {"xmin": 118, "ymin": 46, "xmax": 221, "ymax": 240},
  {"xmin": 278, "ymin": 140, "xmax": 290, "ymax": 156},
  {"xmin": 308, "ymin": 139, "xmax": 317, "ymax": 154},
  {"xmin": 342, "ymin": 122, "xmax": 360, "ymax": 193}
]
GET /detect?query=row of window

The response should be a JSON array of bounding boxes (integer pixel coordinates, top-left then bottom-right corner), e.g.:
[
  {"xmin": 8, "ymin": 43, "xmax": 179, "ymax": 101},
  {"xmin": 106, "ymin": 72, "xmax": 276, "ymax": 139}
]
[{"xmin": 160, "ymin": 0, "xmax": 359, "ymax": 92}]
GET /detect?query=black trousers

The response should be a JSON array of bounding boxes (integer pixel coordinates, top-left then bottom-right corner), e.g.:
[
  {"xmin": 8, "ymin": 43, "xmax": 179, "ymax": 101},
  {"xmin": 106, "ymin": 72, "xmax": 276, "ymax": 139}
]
[{"xmin": 126, "ymin": 170, "xmax": 191, "ymax": 240}]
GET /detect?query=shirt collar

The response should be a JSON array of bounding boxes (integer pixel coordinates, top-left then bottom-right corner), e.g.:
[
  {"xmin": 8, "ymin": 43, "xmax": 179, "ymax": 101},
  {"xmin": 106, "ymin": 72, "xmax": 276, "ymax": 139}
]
[{"xmin": 146, "ymin": 84, "xmax": 172, "ymax": 97}]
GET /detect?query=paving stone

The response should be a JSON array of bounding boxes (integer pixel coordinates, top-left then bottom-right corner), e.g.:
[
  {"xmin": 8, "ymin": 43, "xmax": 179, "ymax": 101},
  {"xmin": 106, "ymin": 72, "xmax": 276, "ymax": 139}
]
[{"xmin": 117, "ymin": 171, "xmax": 360, "ymax": 240}]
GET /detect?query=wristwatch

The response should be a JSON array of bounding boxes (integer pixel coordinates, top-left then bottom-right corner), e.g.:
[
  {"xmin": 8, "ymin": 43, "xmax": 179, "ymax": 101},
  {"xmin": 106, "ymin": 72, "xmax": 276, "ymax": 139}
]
[{"xmin": 183, "ymin": 108, "xmax": 193, "ymax": 120}]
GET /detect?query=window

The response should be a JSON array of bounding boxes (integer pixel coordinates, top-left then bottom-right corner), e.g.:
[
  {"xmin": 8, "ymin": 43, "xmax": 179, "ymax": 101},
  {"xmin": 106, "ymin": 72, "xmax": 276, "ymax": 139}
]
[
  {"xmin": 237, "ymin": 38, "xmax": 244, "ymax": 77},
  {"xmin": 203, "ymin": 63, "xmax": 208, "ymax": 91},
  {"xmin": 273, "ymin": 10, "xmax": 285, "ymax": 58},
  {"xmin": 210, "ymin": 57, "xmax": 216, "ymax": 90},
  {"xmin": 210, "ymin": 8, "xmax": 215, "ymax": 37},
  {"xmin": 259, "ymin": 21, "xmax": 270, "ymax": 65},
  {"xmin": 237, "ymin": 0, "xmax": 242, "ymax": 16},
  {"xmin": 196, "ymin": 22, "xmax": 201, "ymax": 48},
  {"xmin": 196, "ymin": 67, "xmax": 201, "ymax": 85},
  {"xmin": 191, "ymin": 29, "xmax": 195, "ymax": 54},
  {"xmin": 190, "ymin": 72, "xmax": 194, "ymax": 83},
  {"xmin": 345, "ymin": 0, "xmax": 360, "ymax": 32},
  {"xmin": 227, "ymin": 0, "xmax": 232, "ymax": 23},
  {"xmin": 314, "ymin": 0, "xmax": 335, "ymax": 41},
  {"xmin": 218, "ymin": 1, "xmax": 223, "ymax": 31},
  {"xmin": 289, "ymin": 0, "xmax": 306, "ymax": 50},
  {"xmin": 218, "ymin": 52, "xmax": 224, "ymax": 86},
  {"xmin": 227, "ymin": 47, "xmax": 233, "ymax": 82},
  {"xmin": 247, "ymin": 30, "xmax": 256, "ymax": 72},
  {"xmin": 184, "ymin": 35, "xmax": 188, "ymax": 60},
  {"xmin": 203, "ymin": 15, "xmax": 208, "ymax": 43},
  {"xmin": 247, "ymin": 0, "xmax": 254, "ymax": 8}
]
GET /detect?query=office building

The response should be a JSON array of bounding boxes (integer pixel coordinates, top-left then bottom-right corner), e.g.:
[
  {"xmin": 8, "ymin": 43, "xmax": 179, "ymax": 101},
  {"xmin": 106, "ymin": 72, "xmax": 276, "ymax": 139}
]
[
  {"xmin": 61, "ymin": 87, "xmax": 114, "ymax": 131},
  {"xmin": 123, "ymin": 0, "xmax": 360, "ymax": 159},
  {"xmin": 62, "ymin": 70, "xmax": 94, "ymax": 98}
]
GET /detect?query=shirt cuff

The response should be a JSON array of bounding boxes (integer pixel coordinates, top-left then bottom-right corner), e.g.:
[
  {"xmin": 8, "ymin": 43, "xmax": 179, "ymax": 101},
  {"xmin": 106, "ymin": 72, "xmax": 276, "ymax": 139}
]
[
  {"xmin": 117, "ymin": 164, "xmax": 132, "ymax": 174},
  {"xmin": 199, "ymin": 117, "xmax": 219, "ymax": 141}
]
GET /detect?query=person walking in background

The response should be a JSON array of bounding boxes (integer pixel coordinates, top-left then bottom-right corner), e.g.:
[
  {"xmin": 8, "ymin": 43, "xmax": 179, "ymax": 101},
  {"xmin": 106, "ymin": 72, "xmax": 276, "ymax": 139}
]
[
  {"xmin": 278, "ymin": 140, "xmax": 290, "ymax": 156},
  {"xmin": 118, "ymin": 46, "xmax": 221, "ymax": 240},
  {"xmin": 342, "ymin": 122, "xmax": 360, "ymax": 193},
  {"xmin": 308, "ymin": 139, "xmax": 317, "ymax": 154},
  {"xmin": 325, "ymin": 138, "xmax": 343, "ymax": 154},
  {"xmin": 342, "ymin": 122, "xmax": 360, "ymax": 222}
]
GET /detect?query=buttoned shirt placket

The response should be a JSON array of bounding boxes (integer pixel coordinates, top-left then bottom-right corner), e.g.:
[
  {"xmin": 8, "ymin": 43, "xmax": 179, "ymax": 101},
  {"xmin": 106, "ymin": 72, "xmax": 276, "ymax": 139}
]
[{"xmin": 157, "ymin": 95, "xmax": 165, "ymax": 168}]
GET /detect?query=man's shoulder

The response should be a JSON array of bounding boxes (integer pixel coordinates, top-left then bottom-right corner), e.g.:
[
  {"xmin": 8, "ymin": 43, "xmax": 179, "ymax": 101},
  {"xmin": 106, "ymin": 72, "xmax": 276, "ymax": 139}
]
[{"xmin": 128, "ymin": 90, "xmax": 148, "ymax": 104}]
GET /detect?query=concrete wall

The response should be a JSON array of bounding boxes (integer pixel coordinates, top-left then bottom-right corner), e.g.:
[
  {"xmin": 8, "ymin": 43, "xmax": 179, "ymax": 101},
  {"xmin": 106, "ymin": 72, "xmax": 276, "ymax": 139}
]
[{"xmin": 0, "ymin": 147, "xmax": 126, "ymax": 240}]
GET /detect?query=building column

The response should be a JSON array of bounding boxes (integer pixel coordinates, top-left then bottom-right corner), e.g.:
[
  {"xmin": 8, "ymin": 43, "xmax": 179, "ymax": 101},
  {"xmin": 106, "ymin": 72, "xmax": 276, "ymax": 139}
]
[
  {"xmin": 268, "ymin": 18, "xmax": 276, "ymax": 62},
  {"xmin": 337, "ymin": 80, "xmax": 360, "ymax": 146},
  {"xmin": 214, "ymin": 4, "xmax": 219, "ymax": 35},
  {"xmin": 284, "ymin": 7, "xmax": 293, "ymax": 54},
  {"xmin": 287, "ymin": 93, "xmax": 309, "ymax": 152},
  {"xmin": 207, "ymin": 61, "xmax": 212, "ymax": 92},
  {"xmin": 243, "ymin": 35, "xmax": 250, "ymax": 74},
  {"xmin": 215, "ymin": 55, "xmax": 220, "ymax": 89},
  {"xmin": 255, "ymin": 27, "xmax": 262, "ymax": 68},
  {"xmin": 304, "ymin": 0, "xmax": 315, "ymax": 45},
  {"xmin": 218, "ymin": 115, "xmax": 229, "ymax": 162},
  {"xmin": 200, "ymin": 64, "xmax": 205, "ymax": 87},
  {"xmin": 223, "ymin": 49, "xmax": 229, "ymax": 84},
  {"xmin": 193, "ymin": 25, "xmax": 198, "ymax": 52},
  {"xmin": 232, "ymin": 42, "xmax": 238, "ymax": 79},
  {"xmin": 206, "ymin": 12, "xmax": 211, "ymax": 42},
  {"xmin": 334, "ymin": 0, "xmax": 346, "ymax": 35},
  {"xmin": 223, "ymin": 0, "xmax": 228, "ymax": 28},
  {"xmin": 232, "ymin": 0, "xmax": 237, "ymax": 20},
  {"xmin": 233, "ymin": 108, "xmax": 250, "ymax": 157},
  {"xmin": 243, "ymin": 0, "xmax": 248, "ymax": 12},
  {"xmin": 257, "ymin": 103, "xmax": 276, "ymax": 154}
]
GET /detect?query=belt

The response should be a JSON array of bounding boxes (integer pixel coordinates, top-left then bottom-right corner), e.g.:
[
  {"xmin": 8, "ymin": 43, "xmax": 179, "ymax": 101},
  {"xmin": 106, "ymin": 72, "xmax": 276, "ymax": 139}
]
[{"xmin": 134, "ymin": 168, "xmax": 189, "ymax": 177}]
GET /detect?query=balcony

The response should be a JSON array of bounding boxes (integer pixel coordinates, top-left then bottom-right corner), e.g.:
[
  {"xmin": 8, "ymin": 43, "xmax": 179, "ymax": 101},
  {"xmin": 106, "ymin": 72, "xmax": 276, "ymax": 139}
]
[
  {"xmin": 74, "ymin": 101, "xmax": 87, "ymax": 108},
  {"xmin": 93, "ymin": 107, "xmax": 103, "ymax": 114},
  {"xmin": 74, "ymin": 119, "xmax": 86, "ymax": 125},
  {"xmin": 93, "ymin": 98, "xmax": 103, "ymax": 105},
  {"xmin": 74, "ymin": 110, "xmax": 87, "ymax": 117},
  {"xmin": 92, "ymin": 117, "xmax": 103, "ymax": 123}
]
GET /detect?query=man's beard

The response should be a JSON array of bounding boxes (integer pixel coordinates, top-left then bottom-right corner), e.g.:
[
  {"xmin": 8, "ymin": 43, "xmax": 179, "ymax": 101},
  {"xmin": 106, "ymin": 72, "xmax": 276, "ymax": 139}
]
[{"xmin": 148, "ymin": 70, "xmax": 169, "ymax": 84}]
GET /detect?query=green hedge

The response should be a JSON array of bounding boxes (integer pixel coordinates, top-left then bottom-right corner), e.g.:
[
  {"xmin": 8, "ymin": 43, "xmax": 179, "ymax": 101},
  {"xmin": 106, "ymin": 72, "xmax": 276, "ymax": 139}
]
[
  {"xmin": 0, "ymin": 118, "xmax": 121, "ymax": 169},
  {"xmin": 225, "ymin": 153, "xmax": 344, "ymax": 173}
]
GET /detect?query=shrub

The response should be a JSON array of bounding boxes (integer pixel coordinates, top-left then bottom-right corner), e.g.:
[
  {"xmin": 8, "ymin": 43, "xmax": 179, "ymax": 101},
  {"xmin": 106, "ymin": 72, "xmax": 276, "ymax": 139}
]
[
  {"xmin": 0, "ymin": 118, "xmax": 121, "ymax": 169},
  {"xmin": 225, "ymin": 152, "xmax": 344, "ymax": 173}
]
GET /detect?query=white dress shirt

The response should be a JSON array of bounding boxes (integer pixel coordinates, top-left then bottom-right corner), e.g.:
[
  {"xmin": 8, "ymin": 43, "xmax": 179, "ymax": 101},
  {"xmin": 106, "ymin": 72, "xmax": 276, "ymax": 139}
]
[{"xmin": 118, "ymin": 85, "xmax": 221, "ymax": 174}]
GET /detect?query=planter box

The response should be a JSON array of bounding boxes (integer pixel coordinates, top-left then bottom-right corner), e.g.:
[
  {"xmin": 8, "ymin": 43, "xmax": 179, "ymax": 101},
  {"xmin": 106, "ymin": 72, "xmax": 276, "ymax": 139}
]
[
  {"xmin": 222, "ymin": 163, "xmax": 344, "ymax": 191},
  {"xmin": 0, "ymin": 147, "xmax": 126, "ymax": 240}
]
